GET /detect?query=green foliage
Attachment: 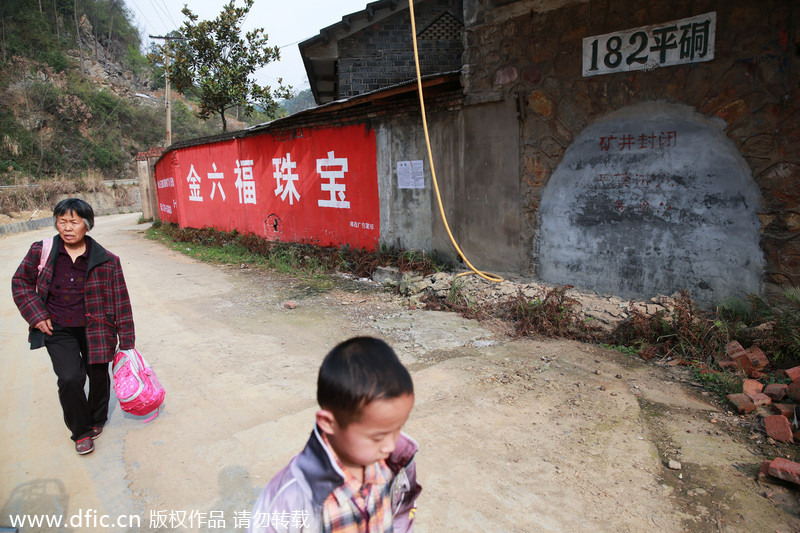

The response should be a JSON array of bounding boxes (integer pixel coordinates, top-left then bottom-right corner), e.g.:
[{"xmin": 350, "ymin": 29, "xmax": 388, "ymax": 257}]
[
  {"xmin": 123, "ymin": 45, "xmax": 149, "ymax": 77},
  {"xmin": 91, "ymin": 141, "xmax": 121, "ymax": 171},
  {"xmin": 446, "ymin": 278, "xmax": 471, "ymax": 308},
  {"xmin": 171, "ymin": 100, "xmax": 220, "ymax": 142},
  {"xmin": 692, "ymin": 367, "xmax": 741, "ymax": 400},
  {"xmin": 598, "ymin": 344, "xmax": 639, "ymax": 356},
  {"xmin": 86, "ymin": 89, "xmax": 119, "ymax": 118},
  {"xmin": 145, "ymin": 223, "xmax": 447, "ymax": 281},
  {"xmin": 0, "ymin": 0, "xmax": 267, "ymax": 189},
  {"xmin": 0, "ymin": 0, "xmax": 141, "ymax": 64},
  {"xmin": 280, "ymin": 89, "xmax": 317, "ymax": 115},
  {"xmin": 166, "ymin": 0, "xmax": 291, "ymax": 132},
  {"xmin": 43, "ymin": 50, "xmax": 70, "ymax": 72}
]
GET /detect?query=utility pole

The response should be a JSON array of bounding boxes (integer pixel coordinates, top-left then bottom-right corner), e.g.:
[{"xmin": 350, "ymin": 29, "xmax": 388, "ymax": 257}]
[{"xmin": 149, "ymin": 35, "xmax": 184, "ymax": 147}]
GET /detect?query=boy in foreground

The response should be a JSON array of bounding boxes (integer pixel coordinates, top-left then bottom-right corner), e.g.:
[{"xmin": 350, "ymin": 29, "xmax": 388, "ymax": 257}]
[{"xmin": 248, "ymin": 337, "xmax": 421, "ymax": 533}]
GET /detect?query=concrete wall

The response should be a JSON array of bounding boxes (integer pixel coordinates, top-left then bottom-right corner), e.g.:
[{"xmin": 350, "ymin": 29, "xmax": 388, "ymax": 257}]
[
  {"xmin": 137, "ymin": 159, "xmax": 154, "ymax": 220},
  {"xmin": 375, "ymin": 97, "xmax": 523, "ymax": 271},
  {"xmin": 456, "ymin": 98, "xmax": 522, "ymax": 271},
  {"xmin": 463, "ymin": 0, "xmax": 800, "ymax": 303}
]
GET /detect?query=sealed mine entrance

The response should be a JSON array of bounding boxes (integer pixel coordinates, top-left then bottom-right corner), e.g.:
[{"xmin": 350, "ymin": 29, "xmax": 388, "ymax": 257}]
[{"xmin": 538, "ymin": 102, "xmax": 763, "ymax": 306}]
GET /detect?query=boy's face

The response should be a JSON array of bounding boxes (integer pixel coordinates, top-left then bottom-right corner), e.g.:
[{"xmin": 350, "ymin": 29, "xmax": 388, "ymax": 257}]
[{"xmin": 318, "ymin": 393, "xmax": 414, "ymax": 473}]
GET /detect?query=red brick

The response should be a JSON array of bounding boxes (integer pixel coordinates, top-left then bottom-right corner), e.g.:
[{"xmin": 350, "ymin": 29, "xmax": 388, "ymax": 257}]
[
  {"xmin": 768, "ymin": 457, "xmax": 800, "ymax": 485},
  {"xmin": 764, "ymin": 415, "xmax": 794, "ymax": 443},
  {"xmin": 731, "ymin": 352, "xmax": 756, "ymax": 377},
  {"xmin": 764, "ymin": 383, "xmax": 788, "ymax": 401},
  {"xmin": 783, "ymin": 366, "xmax": 800, "ymax": 382},
  {"xmin": 742, "ymin": 379, "xmax": 763, "ymax": 395},
  {"xmin": 726, "ymin": 340, "xmax": 746, "ymax": 357},
  {"xmin": 718, "ymin": 359, "xmax": 737, "ymax": 370},
  {"xmin": 788, "ymin": 381, "xmax": 800, "ymax": 402},
  {"xmin": 713, "ymin": 347, "xmax": 734, "ymax": 366},
  {"xmin": 747, "ymin": 393, "xmax": 772, "ymax": 406},
  {"xmin": 759, "ymin": 460, "xmax": 773, "ymax": 482},
  {"xmin": 771, "ymin": 403, "xmax": 796, "ymax": 418},
  {"xmin": 746, "ymin": 346, "xmax": 770, "ymax": 371},
  {"xmin": 727, "ymin": 393, "xmax": 757, "ymax": 414}
]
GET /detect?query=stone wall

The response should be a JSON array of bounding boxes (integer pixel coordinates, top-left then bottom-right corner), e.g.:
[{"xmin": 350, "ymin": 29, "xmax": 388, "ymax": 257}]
[
  {"xmin": 338, "ymin": 0, "xmax": 463, "ymax": 98},
  {"xmin": 0, "ymin": 184, "xmax": 141, "ymax": 235},
  {"xmin": 463, "ymin": 0, "xmax": 800, "ymax": 301}
]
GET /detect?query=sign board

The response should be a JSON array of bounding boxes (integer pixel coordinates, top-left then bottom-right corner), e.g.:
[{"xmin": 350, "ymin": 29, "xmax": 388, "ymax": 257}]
[
  {"xmin": 582, "ymin": 12, "xmax": 716, "ymax": 77},
  {"xmin": 153, "ymin": 125, "xmax": 380, "ymax": 250},
  {"xmin": 397, "ymin": 160, "xmax": 425, "ymax": 189}
]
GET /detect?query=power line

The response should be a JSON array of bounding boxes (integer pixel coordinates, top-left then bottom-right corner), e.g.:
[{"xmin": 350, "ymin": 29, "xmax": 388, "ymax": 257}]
[
  {"xmin": 127, "ymin": 0, "xmax": 161, "ymax": 37},
  {"xmin": 64, "ymin": 96, "xmax": 126, "ymax": 174},
  {"xmin": 156, "ymin": 0, "xmax": 179, "ymax": 29}
]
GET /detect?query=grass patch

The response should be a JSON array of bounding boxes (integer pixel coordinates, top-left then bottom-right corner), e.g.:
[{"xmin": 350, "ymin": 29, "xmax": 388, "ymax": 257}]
[
  {"xmin": 691, "ymin": 365, "xmax": 742, "ymax": 400},
  {"xmin": 145, "ymin": 221, "xmax": 450, "ymax": 280},
  {"xmin": 598, "ymin": 343, "xmax": 640, "ymax": 356}
]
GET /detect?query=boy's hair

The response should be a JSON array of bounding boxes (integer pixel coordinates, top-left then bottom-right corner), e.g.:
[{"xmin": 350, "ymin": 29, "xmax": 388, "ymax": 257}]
[
  {"xmin": 318, "ymin": 337, "xmax": 413, "ymax": 427},
  {"xmin": 54, "ymin": 198, "xmax": 95, "ymax": 230}
]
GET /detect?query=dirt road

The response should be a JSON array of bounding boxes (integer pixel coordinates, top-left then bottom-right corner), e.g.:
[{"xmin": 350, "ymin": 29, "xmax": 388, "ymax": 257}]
[{"xmin": 1, "ymin": 213, "xmax": 798, "ymax": 532}]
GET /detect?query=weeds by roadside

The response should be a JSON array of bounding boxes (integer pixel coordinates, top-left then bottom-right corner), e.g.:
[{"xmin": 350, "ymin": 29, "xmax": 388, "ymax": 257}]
[
  {"xmin": 146, "ymin": 221, "xmax": 800, "ymax": 400},
  {"xmin": 0, "ymin": 171, "xmax": 107, "ymax": 215},
  {"xmin": 146, "ymin": 221, "xmax": 448, "ymax": 281}
]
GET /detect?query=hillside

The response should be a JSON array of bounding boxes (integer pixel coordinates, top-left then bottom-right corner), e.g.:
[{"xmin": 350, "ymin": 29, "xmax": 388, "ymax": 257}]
[{"xmin": 0, "ymin": 0, "xmax": 305, "ymax": 196}]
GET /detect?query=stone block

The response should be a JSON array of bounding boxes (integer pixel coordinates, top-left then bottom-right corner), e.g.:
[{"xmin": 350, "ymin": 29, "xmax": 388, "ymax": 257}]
[
  {"xmin": 726, "ymin": 393, "xmax": 756, "ymax": 414},
  {"xmin": 372, "ymin": 266, "xmax": 402, "ymax": 286},
  {"xmin": 782, "ymin": 366, "xmax": 800, "ymax": 382},
  {"xmin": 771, "ymin": 403, "xmax": 796, "ymax": 419},
  {"xmin": 718, "ymin": 359, "xmax": 737, "ymax": 370},
  {"xmin": 764, "ymin": 383, "xmax": 788, "ymax": 401},
  {"xmin": 726, "ymin": 340, "xmax": 746, "ymax": 356},
  {"xmin": 759, "ymin": 460, "xmax": 773, "ymax": 482},
  {"xmin": 788, "ymin": 381, "xmax": 800, "ymax": 403},
  {"xmin": 746, "ymin": 393, "xmax": 772, "ymax": 406},
  {"xmin": 731, "ymin": 352, "xmax": 755, "ymax": 377},
  {"xmin": 745, "ymin": 346, "xmax": 770, "ymax": 371},
  {"xmin": 742, "ymin": 379, "xmax": 763, "ymax": 395},
  {"xmin": 764, "ymin": 415, "xmax": 794, "ymax": 443},
  {"xmin": 714, "ymin": 354, "xmax": 735, "ymax": 368},
  {"xmin": 768, "ymin": 457, "xmax": 800, "ymax": 485}
]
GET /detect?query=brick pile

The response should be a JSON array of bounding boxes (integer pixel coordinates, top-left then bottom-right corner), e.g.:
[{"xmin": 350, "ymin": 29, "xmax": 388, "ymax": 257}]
[
  {"xmin": 725, "ymin": 341, "xmax": 800, "ymax": 444},
  {"xmin": 759, "ymin": 457, "xmax": 800, "ymax": 487},
  {"xmin": 720, "ymin": 340, "xmax": 800, "ymax": 487}
]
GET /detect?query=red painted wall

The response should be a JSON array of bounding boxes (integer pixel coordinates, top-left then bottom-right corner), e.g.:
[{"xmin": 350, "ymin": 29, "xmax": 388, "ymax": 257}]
[{"xmin": 154, "ymin": 124, "xmax": 379, "ymax": 250}]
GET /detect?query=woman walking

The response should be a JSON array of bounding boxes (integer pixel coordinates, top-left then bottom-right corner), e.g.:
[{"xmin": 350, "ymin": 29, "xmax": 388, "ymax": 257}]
[{"xmin": 12, "ymin": 198, "xmax": 135, "ymax": 455}]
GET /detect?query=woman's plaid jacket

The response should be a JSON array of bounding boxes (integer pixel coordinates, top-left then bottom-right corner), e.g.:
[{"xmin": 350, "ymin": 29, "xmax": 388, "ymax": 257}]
[{"xmin": 12, "ymin": 234, "xmax": 135, "ymax": 364}]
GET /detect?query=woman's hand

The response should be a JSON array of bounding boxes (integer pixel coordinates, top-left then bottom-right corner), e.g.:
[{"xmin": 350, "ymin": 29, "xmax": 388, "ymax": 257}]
[{"xmin": 35, "ymin": 319, "xmax": 53, "ymax": 336}]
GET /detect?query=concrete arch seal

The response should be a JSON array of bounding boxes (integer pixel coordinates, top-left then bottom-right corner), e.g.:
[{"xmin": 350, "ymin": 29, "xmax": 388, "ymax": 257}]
[{"xmin": 538, "ymin": 102, "xmax": 764, "ymax": 306}]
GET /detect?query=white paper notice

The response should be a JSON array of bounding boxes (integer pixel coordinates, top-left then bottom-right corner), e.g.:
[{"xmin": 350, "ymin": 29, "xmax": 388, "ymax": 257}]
[{"xmin": 397, "ymin": 160, "xmax": 425, "ymax": 189}]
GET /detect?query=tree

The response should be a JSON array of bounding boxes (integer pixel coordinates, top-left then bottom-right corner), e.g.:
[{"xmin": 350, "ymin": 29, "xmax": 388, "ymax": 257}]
[
  {"xmin": 281, "ymin": 88, "xmax": 316, "ymax": 115},
  {"xmin": 167, "ymin": 0, "xmax": 290, "ymax": 133}
]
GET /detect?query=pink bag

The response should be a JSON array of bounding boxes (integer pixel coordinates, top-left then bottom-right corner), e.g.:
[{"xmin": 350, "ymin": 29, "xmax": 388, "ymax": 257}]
[{"xmin": 112, "ymin": 348, "xmax": 165, "ymax": 422}]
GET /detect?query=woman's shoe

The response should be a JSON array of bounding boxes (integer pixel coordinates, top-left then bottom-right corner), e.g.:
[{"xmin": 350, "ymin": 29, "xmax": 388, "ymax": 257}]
[
  {"xmin": 75, "ymin": 437, "xmax": 94, "ymax": 455},
  {"xmin": 90, "ymin": 426, "xmax": 103, "ymax": 440}
]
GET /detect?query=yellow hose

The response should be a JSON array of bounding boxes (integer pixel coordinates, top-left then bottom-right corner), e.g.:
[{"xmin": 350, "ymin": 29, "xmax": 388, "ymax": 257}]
[{"xmin": 408, "ymin": 0, "xmax": 503, "ymax": 283}]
